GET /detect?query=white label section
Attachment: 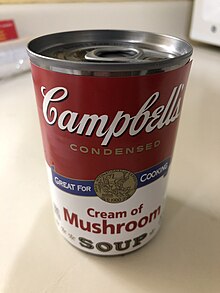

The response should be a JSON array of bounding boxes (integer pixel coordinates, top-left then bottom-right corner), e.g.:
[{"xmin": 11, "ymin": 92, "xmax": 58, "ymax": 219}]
[{"xmin": 46, "ymin": 165, "xmax": 169, "ymax": 255}]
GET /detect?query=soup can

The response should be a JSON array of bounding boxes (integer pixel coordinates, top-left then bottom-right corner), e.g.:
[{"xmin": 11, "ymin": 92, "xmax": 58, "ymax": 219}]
[{"xmin": 27, "ymin": 30, "xmax": 192, "ymax": 255}]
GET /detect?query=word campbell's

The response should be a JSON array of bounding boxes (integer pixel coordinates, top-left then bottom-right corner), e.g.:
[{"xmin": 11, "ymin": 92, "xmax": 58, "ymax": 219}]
[{"xmin": 42, "ymin": 84, "xmax": 184, "ymax": 146}]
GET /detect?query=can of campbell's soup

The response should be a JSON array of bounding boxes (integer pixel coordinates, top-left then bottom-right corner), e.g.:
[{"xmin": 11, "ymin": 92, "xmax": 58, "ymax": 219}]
[{"xmin": 27, "ymin": 30, "xmax": 192, "ymax": 255}]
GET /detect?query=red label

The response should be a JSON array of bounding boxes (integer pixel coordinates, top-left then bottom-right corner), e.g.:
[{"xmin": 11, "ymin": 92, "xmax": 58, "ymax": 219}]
[
  {"xmin": 31, "ymin": 62, "xmax": 191, "ymax": 180},
  {"xmin": 0, "ymin": 20, "xmax": 18, "ymax": 42}
]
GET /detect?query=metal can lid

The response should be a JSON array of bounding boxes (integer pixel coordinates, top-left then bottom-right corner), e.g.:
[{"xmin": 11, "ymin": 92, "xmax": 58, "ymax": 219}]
[{"xmin": 27, "ymin": 30, "xmax": 193, "ymax": 73}]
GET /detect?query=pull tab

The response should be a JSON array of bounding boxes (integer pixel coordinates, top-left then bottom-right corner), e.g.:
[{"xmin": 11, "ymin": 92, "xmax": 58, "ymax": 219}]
[{"xmin": 85, "ymin": 46, "xmax": 144, "ymax": 62}]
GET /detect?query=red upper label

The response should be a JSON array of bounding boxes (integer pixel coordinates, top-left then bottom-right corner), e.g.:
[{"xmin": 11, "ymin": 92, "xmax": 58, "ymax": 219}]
[{"xmin": 31, "ymin": 62, "xmax": 192, "ymax": 180}]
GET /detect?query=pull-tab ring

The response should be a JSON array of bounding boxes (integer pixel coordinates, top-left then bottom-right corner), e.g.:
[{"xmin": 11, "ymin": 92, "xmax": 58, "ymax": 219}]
[{"xmin": 85, "ymin": 46, "xmax": 144, "ymax": 62}]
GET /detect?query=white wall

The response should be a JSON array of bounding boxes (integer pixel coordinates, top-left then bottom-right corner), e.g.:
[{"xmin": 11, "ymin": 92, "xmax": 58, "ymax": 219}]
[{"xmin": 0, "ymin": 1, "xmax": 193, "ymax": 39}]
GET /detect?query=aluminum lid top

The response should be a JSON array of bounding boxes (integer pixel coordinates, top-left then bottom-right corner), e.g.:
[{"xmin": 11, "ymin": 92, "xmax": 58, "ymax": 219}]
[{"xmin": 27, "ymin": 30, "xmax": 193, "ymax": 73}]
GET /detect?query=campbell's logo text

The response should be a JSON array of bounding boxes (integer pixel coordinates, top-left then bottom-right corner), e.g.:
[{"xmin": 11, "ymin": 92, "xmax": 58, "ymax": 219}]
[{"xmin": 41, "ymin": 84, "xmax": 184, "ymax": 146}]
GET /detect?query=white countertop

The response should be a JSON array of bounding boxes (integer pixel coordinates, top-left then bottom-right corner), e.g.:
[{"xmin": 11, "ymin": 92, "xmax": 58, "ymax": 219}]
[{"xmin": 1, "ymin": 43, "xmax": 220, "ymax": 292}]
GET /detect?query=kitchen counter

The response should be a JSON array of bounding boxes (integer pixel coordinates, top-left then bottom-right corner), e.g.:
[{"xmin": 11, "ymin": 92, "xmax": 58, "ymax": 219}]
[{"xmin": 0, "ymin": 43, "xmax": 220, "ymax": 292}]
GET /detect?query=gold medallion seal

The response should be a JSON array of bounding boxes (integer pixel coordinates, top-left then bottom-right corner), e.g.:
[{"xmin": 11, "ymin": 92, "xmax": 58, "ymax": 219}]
[{"xmin": 94, "ymin": 169, "xmax": 138, "ymax": 203}]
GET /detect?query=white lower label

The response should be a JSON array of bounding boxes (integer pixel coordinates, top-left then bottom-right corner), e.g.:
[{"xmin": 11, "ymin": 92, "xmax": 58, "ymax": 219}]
[{"xmin": 47, "ymin": 164, "xmax": 169, "ymax": 255}]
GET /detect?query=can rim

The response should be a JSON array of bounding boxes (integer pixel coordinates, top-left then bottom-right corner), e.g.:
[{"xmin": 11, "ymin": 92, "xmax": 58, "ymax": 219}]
[{"xmin": 27, "ymin": 29, "xmax": 193, "ymax": 73}]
